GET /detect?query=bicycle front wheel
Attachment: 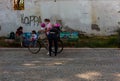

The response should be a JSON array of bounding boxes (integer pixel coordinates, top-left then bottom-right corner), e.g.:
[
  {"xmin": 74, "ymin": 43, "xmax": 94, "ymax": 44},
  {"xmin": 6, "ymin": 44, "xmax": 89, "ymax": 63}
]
[{"xmin": 28, "ymin": 41, "xmax": 41, "ymax": 54}]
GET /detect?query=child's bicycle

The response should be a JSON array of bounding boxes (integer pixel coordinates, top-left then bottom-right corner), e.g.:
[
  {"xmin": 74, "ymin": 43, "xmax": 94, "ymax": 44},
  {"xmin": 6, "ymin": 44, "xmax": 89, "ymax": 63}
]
[{"xmin": 28, "ymin": 37, "xmax": 63, "ymax": 54}]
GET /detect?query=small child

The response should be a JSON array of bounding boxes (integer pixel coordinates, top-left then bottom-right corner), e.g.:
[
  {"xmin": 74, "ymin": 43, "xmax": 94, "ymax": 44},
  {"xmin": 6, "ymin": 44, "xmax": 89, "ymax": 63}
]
[{"xmin": 31, "ymin": 30, "xmax": 37, "ymax": 41}]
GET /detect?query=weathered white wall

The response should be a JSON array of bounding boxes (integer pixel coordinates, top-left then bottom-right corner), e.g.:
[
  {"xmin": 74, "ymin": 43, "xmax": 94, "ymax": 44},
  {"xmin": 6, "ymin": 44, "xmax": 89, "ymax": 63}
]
[
  {"xmin": 0, "ymin": 0, "xmax": 120, "ymax": 36},
  {"xmin": 91, "ymin": 0, "xmax": 120, "ymax": 35},
  {"xmin": 0, "ymin": 0, "xmax": 42, "ymax": 36},
  {"xmin": 40, "ymin": 0, "xmax": 92, "ymax": 33}
]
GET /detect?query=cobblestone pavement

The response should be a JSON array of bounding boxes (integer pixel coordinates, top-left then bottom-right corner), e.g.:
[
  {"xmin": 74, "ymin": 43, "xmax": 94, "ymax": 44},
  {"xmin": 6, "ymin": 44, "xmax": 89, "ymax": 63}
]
[{"xmin": 0, "ymin": 48, "xmax": 120, "ymax": 81}]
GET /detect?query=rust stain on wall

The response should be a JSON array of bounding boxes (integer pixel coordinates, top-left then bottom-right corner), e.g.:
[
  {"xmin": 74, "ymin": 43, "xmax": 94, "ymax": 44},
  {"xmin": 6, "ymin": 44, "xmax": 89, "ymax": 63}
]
[
  {"xmin": 91, "ymin": 2, "xmax": 97, "ymax": 24},
  {"xmin": 91, "ymin": 1, "xmax": 100, "ymax": 31}
]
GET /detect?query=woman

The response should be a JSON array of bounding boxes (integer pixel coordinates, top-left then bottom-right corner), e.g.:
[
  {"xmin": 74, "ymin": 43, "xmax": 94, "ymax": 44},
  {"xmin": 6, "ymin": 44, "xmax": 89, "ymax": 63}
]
[
  {"xmin": 16, "ymin": 26, "xmax": 23, "ymax": 46},
  {"xmin": 44, "ymin": 19, "xmax": 58, "ymax": 56}
]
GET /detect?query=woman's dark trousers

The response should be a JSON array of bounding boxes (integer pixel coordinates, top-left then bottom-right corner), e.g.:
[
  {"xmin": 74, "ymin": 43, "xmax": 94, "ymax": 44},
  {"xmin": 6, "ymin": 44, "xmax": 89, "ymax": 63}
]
[{"xmin": 48, "ymin": 34, "xmax": 58, "ymax": 56}]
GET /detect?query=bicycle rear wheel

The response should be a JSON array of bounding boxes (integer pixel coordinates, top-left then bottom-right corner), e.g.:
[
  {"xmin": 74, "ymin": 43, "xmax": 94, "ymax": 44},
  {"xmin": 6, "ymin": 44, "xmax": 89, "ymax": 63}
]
[
  {"xmin": 42, "ymin": 38, "xmax": 63, "ymax": 53},
  {"xmin": 51, "ymin": 40, "xmax": 63, "ymax": 53},
  {"xmin": 28, "ymin": 41, "xmax": 41, "ymax": 54}
]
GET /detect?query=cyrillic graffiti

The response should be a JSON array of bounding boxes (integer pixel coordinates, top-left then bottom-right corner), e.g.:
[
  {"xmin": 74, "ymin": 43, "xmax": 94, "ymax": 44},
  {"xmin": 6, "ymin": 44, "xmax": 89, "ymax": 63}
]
[{"xmin": 21, "ymin": 14, "xmax": 42, "ymax": 26}]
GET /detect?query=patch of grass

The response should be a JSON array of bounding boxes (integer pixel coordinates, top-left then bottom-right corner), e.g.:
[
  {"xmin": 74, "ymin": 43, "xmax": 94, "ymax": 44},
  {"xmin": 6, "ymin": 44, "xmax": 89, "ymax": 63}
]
[
  {"xmin": 62, "ymin": 35, "xmax": 118, "ymax": 48},
  {"xmin": 0, "ymin": 41, "xmax": 21, "ymax": 47},
  {"xmin": 0, "ymin": 37, "xmax": 21, "ymax": 47},
  {"xmin": 0, "ymin": 35, "xmax": 119, "ymax": 48}
]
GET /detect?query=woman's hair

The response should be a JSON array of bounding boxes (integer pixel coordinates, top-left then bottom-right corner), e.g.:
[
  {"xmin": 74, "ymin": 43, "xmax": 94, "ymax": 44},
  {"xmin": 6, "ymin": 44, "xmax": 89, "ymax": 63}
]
[
  {"xmin": 16, "ymin": 26, "xmax": 23, "ymax": 32},
  {"xmin": 44, "ymin": 19, "xmax": 50, "ymax": 22}
]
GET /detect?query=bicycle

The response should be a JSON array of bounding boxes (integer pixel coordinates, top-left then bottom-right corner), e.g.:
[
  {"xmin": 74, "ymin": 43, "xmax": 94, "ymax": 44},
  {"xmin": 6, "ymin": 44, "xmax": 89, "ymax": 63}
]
[{"xmin": 28, "ymin": 37, "xmax": 63, "ymax": 54}]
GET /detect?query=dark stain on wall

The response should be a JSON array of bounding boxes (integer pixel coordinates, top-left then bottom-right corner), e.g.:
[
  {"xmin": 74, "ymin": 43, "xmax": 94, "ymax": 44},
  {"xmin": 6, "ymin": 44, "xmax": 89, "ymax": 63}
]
[
  {"xmin": 97, "ymin": 17, "xmax": 100, "ymax": 20},
  {"xmin": 91, "ymin": 24, "xmax": 100, "ymax": 31},
  {"xmin": 0, "ymin": 25, "xmax": 1, "ymax": 31},
  {"xmin": 118, "ymin": 11, "xmax": 120, "ymax": 13},
  {"xmin": 118, "ymin": 22, "xmax": 120, "ymax": 25},
  {"xmin": 34, "ymin": 0, "xmax": 39, "ymax": 4}
]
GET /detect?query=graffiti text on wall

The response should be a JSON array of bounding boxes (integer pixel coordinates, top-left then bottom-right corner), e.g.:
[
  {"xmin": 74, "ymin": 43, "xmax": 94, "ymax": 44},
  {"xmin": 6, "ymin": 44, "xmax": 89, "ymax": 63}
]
[{"xmin": 21, "ymin": 14, "xmax": 42, "ymax": 26}]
